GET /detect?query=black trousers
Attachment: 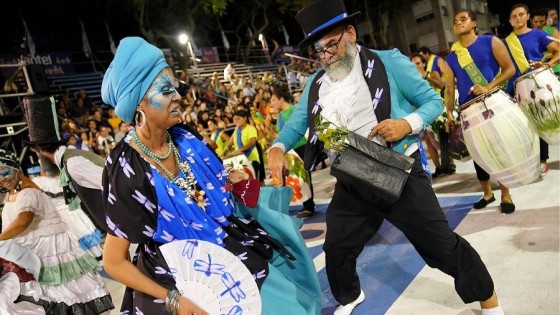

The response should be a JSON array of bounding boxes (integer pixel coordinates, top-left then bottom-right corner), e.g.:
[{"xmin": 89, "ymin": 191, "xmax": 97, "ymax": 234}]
[
  {"xmin": 323, "ymin": 152, "xmax": 494, "ymax": 305},
  {"xmin": 474, "ymin": 160, "xmax": 491, "ymax": 181}
]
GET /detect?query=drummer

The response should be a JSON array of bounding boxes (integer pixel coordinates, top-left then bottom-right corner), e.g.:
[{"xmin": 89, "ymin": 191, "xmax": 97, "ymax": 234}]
[
  {"xmin": 443, "ymin": 9, "xmax": 517, "ymax": 214},
  {"xmin": 504, "ymin": 3, "xmax": 559, "ymax": 177}
]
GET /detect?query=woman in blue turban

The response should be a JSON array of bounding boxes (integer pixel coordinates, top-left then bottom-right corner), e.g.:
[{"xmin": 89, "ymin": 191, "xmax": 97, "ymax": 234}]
[{"xmin": 101, "ymin": 37, "xmax": 321, "ymax": 315}]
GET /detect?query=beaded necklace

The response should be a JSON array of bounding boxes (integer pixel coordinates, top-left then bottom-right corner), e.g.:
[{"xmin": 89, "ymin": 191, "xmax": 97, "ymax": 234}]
[
  {"xmin": 131, "ymin": 130, "xmax": 206, "ymax": 210},
  {"xmin": 132, "ymin": 129, "xmax": 173, "ymax": 160}
]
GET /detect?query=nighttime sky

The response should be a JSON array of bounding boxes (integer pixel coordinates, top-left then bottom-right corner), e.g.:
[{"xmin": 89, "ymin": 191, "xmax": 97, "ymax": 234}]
[{"xmin": 0, "ymin": 0, "xmax": 557, "ymax": 55}]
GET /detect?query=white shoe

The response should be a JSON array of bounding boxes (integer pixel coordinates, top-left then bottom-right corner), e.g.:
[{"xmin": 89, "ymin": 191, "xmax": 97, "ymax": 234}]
[
  {"xmin": 333, "ymin": 290, "xmax": 365, "ymax": 315},
  {"xmin": 481, "ymin": 305, "xmax": 504, "ymax": 315}
]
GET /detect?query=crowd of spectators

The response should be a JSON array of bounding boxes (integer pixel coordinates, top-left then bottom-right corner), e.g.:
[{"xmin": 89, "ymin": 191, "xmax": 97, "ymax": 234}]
[{"xmin": 45, "ymin": 59, "xmax": 318, "ymax": 164}]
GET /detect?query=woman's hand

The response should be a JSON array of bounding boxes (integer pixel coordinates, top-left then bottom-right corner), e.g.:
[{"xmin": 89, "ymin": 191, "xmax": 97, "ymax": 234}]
[
  {"xmin": 177, "ymin": 295, "xmax": 208, "ymax": 315},
  {"xmin": 227, "ymin": 168, "xmax": 249, "ymax": 184}
]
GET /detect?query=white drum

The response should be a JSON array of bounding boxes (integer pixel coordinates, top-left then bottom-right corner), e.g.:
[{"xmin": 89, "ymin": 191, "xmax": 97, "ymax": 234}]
[
  {"xmin": 222, "ymin": 153, "xmax": 256, "ymax": 180},
  {"xmin": 514, "ymin": 66, "xmax": 560, "ymax": 144},
  {"xmin": 459, "ymin": 87, "xmax": 540, "ymax": 188}
]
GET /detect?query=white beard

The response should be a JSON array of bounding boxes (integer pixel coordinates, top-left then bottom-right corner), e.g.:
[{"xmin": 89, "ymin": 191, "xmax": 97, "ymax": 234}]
[{"xmin": 323, "ymin": 41, "xmax": 357, "ymax": 82}]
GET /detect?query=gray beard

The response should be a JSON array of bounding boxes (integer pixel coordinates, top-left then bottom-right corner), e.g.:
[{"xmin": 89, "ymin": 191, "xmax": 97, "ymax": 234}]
[{"xmin": 323, "ymin": 41, "xmax": 357, "ymax": 82}]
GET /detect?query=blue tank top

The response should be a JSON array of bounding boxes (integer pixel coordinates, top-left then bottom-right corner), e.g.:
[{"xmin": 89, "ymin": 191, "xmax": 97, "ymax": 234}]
[
  {"xmin": 507, "ymin": 29, "xmax": 553, "ymax": 90},
  {"xmin": 446, "ymin": 35, "xmax": 499, "ymax": 105}
]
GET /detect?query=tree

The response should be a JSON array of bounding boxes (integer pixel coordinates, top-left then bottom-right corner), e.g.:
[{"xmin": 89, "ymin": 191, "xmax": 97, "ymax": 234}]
[{"xmin": 125, "ymin": 0, "xmax": 230, "ymax": 69}]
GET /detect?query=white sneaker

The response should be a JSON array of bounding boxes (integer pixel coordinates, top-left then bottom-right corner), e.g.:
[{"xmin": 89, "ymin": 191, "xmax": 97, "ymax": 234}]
[
  {"xmin": 481, "ymin": 305, "xmax": 504, "ymax": 315},
  {"xmin": 333, "ymin": 290, "xmax": 365, "ymax": 315}
]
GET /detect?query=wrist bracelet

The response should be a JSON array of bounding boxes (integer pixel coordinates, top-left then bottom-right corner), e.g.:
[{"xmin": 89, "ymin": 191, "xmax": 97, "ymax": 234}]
[{"xmin": 165, "ymin": 289, "xmax": 181, "ymax": 314}]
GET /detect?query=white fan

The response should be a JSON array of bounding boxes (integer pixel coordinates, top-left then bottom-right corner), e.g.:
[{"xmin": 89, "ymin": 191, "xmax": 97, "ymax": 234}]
[{"xmin": 160, "ymin": 239, "xmax": 261, "ymax": 315}]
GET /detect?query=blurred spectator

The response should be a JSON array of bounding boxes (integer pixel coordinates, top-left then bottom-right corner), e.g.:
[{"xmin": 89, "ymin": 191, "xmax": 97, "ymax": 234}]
[
  {"xmin": 107, "ymin": 107, "xmax": 122, "ymax": 132},
  {"xmin": 96, "ymin": 126, "xmax": 115, "ymax": 157},
  {"xmin": 242, "ymin": 81, "xmax": 256, "ymax": 97},
  {"xmin": 223, "ymin": 63, "xmax": 235, "ymax": 82},
  {"xmin": 79, "ymin": 131, "xmax": 94, "ymax": 151},
  {"xmin": 76, "ymin": 89, "xmax": 93, "ymax": 110},
  {"xmin": 91, "ymin": 108, "xmax": 111, "ymax": 131},
  {"xmin": 61, "ymin": 119, "xmax": 82, "ymax": 149},
  {"xmin": 66, "ymin": 134, "xmax": 78, "ymax": 149},
  {"xmin": 67, "ymin": 97, "xmax": 89, "ymax": 127},
  {"xmin": 114, "ymin": 121, "xmax": 131, "ymax": 143}
]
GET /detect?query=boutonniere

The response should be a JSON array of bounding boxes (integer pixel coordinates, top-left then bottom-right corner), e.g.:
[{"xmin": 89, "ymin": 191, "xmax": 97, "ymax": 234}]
[{"xmin": 314, "ymin": 115, "xmax": 349, "ymax": 152}]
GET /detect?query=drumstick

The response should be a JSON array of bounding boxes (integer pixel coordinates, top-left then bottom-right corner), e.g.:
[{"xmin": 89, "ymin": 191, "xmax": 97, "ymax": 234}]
[{"xmin": 547, "ymin": 36, "xmax": 560, "ymax": 43}]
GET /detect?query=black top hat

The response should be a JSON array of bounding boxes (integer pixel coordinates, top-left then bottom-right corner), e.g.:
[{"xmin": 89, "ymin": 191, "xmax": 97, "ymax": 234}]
[
  {"xmin": 23, "ymin": 95, "xmax": 65, "ymax": 146},
  {"xmin": 295, "ymin": 0, "xmax": 361, "ymax": 49}
]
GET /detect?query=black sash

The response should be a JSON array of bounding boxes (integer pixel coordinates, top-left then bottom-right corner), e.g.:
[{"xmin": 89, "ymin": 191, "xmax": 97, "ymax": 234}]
[{"xmin": 303, "ymin": 46, "xmax": 392, "ymax": 170}]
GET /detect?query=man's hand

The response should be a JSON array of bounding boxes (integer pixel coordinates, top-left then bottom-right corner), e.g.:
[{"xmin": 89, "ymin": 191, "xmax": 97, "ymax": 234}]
[
  {"xmin": 445, "ymin": 112, "xmax": 456, "ymax": 132},
  {"xmin": 370, "ymin": 119, "xmax": 412, "ymax": 142},
  {"xmin": 468, "ymin": 84, "xmax": 489, "ymax": 96},
  {"xmin": 267, "ymin": 147, "xmax": 289, "ymax": 179}
]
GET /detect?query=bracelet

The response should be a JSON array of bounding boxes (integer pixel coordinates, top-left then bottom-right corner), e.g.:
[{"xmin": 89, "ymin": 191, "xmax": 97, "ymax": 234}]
[{"xmin": 165, "ymin": 289, "xmax": 182, "ymax": 314}]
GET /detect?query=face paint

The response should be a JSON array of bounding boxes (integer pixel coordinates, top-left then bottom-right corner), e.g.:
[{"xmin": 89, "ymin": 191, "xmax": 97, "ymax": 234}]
[
  {"xmin": 146, "ymin": 71, "xmax": 179, "ymax": 109},
  {"xmin": 0, "ymin": 167, "xmax": 15, "ymax": 193}
]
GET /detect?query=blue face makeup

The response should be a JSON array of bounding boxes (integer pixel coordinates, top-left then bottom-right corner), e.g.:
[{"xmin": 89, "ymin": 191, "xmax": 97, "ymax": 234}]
[
  {"xmin": 146, "ymin": 71, "xmax": 179, "ymax": 108},
  {"xmin": 0, "ymin": 167, "xmax": 14, "ymax": 180}
]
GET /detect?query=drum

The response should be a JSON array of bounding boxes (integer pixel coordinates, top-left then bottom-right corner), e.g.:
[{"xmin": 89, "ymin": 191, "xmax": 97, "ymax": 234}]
[
  {"xmin": 459, "ymin": 87, "xmax": 540, "ymax": 188},
  {"xmin": 222, "ymin": 153, "xmax": 256, "ymax": 179},
  {"xmin": 514, "ymin": 66, "xmax": 560, "ymax": 144}
]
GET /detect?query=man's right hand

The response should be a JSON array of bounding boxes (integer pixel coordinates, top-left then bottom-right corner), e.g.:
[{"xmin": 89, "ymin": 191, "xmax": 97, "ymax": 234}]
[
  {"xmin": 445, "ymin": 112, "xmax": 456, "ymax": 132},
  {"xmin": 267, "ymin": 147, "xmax": 289, "ymax": 179}
]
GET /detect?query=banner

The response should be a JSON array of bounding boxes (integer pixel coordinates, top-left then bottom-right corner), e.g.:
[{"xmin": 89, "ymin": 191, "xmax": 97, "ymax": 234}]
[
  {"xmin": 221, "ymin": 31, "xmax": 230, "ymax": 51},
  {"xmin": 0, "ymin": 52, "xmax": 76, "ymax": 78},
  {"xmin": 21, "ymin": 18, "xmax": 36, "ymax": 57},
  {"xmin": 80, "ymin": 20, "xmax": 92, "ymax": 58},
  {"xmin": 105, "ymin": 22, "xmax": 117, "ymax": 55},
  {"xmin": 282, "ymin": 25, "xmax": 290, "ymax": 46}
]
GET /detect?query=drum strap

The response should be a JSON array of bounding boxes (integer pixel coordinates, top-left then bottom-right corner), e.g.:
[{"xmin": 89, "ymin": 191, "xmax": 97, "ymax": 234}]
[
  {"xmin": 451, "ymin": 41, "xmax": 488, "ymax": 86},
  {"xmin": 505, "ymin": 32, "xmax": 530, "ymax": 74}
]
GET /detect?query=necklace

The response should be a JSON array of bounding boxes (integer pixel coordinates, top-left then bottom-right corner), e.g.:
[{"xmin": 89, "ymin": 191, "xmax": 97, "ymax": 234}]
[
  {"xmin": 132, "ymin": 130, "xmax": 173, "ymax": 160},
  {"xmin": 131, "ymin": 130, "xmax": 206, "ymax": 210},
  {"xmin": 171, "ymin": 148, "xmax": 206, "ymax": 210}
]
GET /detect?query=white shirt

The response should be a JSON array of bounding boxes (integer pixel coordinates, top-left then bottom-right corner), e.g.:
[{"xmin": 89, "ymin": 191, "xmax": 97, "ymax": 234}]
[{"xmin": 54, "ymin": 146, "xmax": 103, "ymax": 189}]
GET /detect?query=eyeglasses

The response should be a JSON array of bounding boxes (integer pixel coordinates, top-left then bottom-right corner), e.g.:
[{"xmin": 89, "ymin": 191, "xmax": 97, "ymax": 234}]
[{"xmin": 313, "ymin": 30, "xmax": 346, "ymax": 58}]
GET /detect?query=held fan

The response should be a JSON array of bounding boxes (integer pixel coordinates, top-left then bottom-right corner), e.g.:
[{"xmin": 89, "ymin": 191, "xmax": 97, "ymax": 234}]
[{"xmin": 160, "ymin": 239, "xmax": 261, "ymax": 315}]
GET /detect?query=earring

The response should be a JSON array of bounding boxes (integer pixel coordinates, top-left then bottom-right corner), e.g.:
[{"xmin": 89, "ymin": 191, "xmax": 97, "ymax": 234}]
[{"xmin": 135, "ymin": 110, "xmax": 146, "ymax": 129}]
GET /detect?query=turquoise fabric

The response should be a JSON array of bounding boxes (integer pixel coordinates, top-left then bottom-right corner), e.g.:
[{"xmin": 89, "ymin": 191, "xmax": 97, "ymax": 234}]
[
  {"xmin": 101, "ymin": 37, "xmax": 169, "ymax": 123},
  {"xmin": 235, "ymin": 186, "xmax": 321, "ymax": 315}
]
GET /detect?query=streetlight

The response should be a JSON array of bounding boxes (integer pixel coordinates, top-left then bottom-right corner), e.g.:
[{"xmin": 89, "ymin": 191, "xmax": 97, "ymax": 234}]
[{"xmin": 178, "ymin": 33, "xmax": 197, "ymax": 69}]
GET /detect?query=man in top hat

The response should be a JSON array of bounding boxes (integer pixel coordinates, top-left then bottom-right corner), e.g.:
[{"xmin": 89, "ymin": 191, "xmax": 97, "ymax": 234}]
[
  {"xmin": 23, "ymin": 95, "xmax": 108, "ymax": 233},
  {"xmin": 267, "ymin": 0, "xmax": 503, "ymax": 314}
]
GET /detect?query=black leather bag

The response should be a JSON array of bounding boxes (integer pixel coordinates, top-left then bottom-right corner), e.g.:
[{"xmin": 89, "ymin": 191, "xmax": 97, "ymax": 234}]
[{"xmin": 330, "ymin": 132, "xmax": 415, "ymax": 203}]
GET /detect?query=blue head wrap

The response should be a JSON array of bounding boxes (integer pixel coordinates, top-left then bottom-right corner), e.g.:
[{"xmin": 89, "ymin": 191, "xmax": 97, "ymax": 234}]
[{"xmin": 101, "ymin": 37, "xmax": 169, "ymax": 123}]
